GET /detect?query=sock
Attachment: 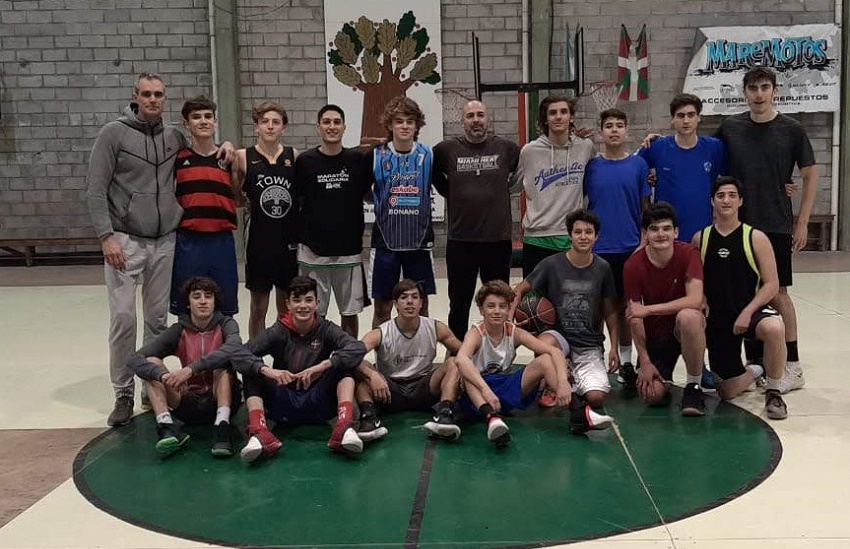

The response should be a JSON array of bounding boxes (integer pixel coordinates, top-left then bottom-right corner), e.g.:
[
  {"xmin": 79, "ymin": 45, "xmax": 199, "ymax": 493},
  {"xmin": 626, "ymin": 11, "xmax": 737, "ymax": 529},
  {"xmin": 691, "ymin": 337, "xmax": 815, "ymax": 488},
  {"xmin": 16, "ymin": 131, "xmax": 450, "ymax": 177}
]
[
  {"xmin": 249, "ymin": 408, "xmax": 267, "ymax": 430},
  {"xmin": 338, "ymin": 401, "xmax": 354, "ymax": 425},
  {"xmin": 215, "ymin": 406, "xmax": 231, "ymax": 426},
  {"xmin": 746, "ymin": 363, "xmax": 765, "ymax": 379},
  {"xmin": 478, "ymin": 403, "xmax": 494, "ymax": 417},
  {"xmin": 765, "ymin": 376, "xmax": 782, "ymax": 392},
  {"xmin": 619, "ymin": 345, "xmax": 633, "ymax": 364},
  {"xmin": 686, "ymin": 374, "xmax": 702, "ymax": 386},
  {"xmin": 786, "ymin": 341, "xmax": 799, "ymax": 363},
  {"xmin": 156, "ymin": 412, "xmax": 173, "ymax": 424},
  {"xmin": 744, "ymin": 339, "xmax": 764, "ymax": 363},
  {"xmin": 359, "ymin": 401, "xmax": 376, "ymax": 419}
]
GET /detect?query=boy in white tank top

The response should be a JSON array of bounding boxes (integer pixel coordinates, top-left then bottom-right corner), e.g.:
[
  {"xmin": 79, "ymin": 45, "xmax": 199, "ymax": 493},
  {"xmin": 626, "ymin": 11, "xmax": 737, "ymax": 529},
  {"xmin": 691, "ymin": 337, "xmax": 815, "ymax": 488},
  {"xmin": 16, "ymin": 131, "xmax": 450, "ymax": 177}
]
[
  {"xmin": 457, "ymin": 281, "xmax": 612, "ymax": 446},
  {"xmin": 356, "ymin": 280, "xmax": 464, "ymax": 442}
]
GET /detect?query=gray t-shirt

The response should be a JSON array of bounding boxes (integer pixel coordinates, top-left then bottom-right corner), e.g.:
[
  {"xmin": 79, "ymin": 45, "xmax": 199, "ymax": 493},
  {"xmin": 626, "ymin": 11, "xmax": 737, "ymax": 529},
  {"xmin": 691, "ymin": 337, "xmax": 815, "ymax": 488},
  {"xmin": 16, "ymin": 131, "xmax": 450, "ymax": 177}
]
[
  {"xmin": 715, "ymin": 112, "xmax": 815, "ymax": 234},
  {"xmin": 526, "ymin": 253, "xmax": 615, "ymax": 349}
]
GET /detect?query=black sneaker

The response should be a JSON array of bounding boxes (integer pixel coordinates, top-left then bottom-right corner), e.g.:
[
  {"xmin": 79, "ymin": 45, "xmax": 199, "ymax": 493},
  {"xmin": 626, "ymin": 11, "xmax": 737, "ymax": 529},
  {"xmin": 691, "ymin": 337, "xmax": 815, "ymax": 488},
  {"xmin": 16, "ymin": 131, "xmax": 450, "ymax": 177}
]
[
  {"xmin": 424, "ymin": 409, "xmax": 462, "ymax": 440},
  {"xmin": 765, "ymin": 390, "xmax": 788, "ymax": 420},
  {"xmin": 357, "ymin": 415, "xmax": 388, "ymax": 442},
  {"xmin": 211, "ymin": 421, "xmax": 234, "ymax": 458},
  {"xmin": 107, "ymin": 396, "xmax": 134, "ymax": 427},
  {"xmin": 618, "ymin": 362, "xmax": 637, "ymax": 392},
  {"xmin": 155, "ymin": 423, "xmax": 190, "ymax": 456},
  {"xmin": 681, "ymin": 383, "xmax": 706, "ymax": 417}
]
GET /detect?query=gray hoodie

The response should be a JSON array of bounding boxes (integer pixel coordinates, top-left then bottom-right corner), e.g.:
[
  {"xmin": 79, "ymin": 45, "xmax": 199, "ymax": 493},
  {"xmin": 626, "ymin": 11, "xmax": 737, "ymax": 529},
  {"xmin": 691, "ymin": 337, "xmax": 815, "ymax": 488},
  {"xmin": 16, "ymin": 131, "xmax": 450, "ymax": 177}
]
[
  {"xmin": 516, "ymin": 134, "xmax": 596, "ymax": 238},
  {"xmin": 85, "ymin": 104, "xmax": 187, "ymax": 239}
]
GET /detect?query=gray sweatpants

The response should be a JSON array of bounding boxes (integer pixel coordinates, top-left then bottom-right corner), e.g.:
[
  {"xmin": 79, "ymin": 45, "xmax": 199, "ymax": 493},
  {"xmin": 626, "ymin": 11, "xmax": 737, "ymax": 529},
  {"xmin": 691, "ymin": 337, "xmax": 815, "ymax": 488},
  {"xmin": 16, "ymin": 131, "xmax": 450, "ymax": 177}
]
[{"xmin": 105, "ymin": 231, "xmax": 175, "ymax": 398}]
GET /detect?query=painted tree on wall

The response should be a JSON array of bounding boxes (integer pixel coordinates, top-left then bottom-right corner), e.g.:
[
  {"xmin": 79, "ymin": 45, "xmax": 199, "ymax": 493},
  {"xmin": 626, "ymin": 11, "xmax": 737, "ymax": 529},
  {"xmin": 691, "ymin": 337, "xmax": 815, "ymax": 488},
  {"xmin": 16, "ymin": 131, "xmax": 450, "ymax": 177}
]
[{"xmin": 327, "ymin": 11, "xmax": 441, "ymax": 139}]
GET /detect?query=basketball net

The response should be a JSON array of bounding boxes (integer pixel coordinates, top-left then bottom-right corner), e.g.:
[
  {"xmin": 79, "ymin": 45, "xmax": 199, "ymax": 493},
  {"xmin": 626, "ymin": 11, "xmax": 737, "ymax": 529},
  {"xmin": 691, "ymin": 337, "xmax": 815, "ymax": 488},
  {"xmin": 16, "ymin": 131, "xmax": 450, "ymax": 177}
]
[
  {"xmin": 586, "ymin": 81, "xmax": 622, "ymax": 114},
  {"xmin": 434, "ymin": 87, "xmax": 475, "ymax": 127}
]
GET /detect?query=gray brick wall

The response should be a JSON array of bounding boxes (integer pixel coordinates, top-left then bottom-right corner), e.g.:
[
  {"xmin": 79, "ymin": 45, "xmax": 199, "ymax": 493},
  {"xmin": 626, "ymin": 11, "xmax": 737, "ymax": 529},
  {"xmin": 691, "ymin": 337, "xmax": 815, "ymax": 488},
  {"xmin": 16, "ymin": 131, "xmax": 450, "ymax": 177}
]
[{"xmin": 0, "ymin": 0, "xmax": 838, "ymax": 254}]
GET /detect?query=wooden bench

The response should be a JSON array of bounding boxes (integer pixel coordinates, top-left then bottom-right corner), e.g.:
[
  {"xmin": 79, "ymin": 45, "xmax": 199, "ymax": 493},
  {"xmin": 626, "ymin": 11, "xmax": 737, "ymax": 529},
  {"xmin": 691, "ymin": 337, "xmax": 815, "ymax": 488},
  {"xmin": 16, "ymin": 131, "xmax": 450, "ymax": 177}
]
[
  {"xmin": 795, "ymin": 214, "xmax": 835, "ymax": 251},
  {"xmin": 0, "ymin": 237, "xmax": 102, "ymax": 267}
]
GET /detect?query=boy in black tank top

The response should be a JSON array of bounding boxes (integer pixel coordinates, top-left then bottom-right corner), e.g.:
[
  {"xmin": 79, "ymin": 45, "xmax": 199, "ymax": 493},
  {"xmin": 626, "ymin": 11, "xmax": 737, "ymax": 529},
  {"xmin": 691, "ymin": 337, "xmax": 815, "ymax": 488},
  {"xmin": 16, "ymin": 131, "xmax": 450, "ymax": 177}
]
[
  {"xmin": 692, "ymin": 176, "xmax": 788, "ymax": 420},
  {"xmin": 233, "ymin": 102, "xmax": 300, "ymax": 340}
]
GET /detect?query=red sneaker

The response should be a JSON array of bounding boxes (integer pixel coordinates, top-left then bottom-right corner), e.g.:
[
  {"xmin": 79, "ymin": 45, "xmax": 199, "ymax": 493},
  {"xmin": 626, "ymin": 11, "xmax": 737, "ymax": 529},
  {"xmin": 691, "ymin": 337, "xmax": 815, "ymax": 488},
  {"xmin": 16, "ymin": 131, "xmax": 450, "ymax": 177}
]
[
  {"xmin": 538, "ymin": 388, "xmax": 557, "ymax": 408},
  {"xmin": 240, "ymin": 425, "xmax": 282, "ymax": 463},
  {"xmin": 328, "ymin": 420, "xmax": 363, "ymax": 456}
]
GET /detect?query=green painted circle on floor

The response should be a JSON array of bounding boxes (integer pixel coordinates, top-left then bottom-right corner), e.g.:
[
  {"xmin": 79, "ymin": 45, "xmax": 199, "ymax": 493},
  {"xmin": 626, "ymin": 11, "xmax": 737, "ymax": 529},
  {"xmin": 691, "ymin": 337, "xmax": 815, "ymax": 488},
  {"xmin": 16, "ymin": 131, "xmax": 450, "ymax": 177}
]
[{"xmin": 73, "ymin": 389, "xmax": 780, "ymax": 549}]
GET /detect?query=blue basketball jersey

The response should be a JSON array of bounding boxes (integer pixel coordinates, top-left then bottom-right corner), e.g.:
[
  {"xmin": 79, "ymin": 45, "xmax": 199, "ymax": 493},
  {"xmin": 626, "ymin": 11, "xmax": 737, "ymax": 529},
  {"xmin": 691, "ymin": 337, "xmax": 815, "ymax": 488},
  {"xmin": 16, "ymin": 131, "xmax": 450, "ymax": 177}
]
[{"xmin": 371, "ymin": 142, "xmax": 434, "ymax": 251}]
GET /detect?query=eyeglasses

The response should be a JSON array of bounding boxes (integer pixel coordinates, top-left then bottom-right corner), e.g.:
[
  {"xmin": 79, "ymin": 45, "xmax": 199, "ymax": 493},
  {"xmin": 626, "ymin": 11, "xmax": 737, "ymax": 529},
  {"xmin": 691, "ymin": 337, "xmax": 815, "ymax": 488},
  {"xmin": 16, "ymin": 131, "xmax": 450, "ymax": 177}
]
[{"xmin": 139, "ymin": 91, "xmax": 165, "ymax": 98}]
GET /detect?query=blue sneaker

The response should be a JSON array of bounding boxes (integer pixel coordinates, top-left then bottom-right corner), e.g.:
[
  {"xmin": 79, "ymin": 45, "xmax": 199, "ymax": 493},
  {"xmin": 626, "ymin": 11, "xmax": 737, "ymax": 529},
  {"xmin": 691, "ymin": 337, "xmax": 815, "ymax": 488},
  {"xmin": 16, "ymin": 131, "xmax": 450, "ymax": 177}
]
[{"xmin": 701, "ymin": 366, "xmax": 715, "ymax": 390}]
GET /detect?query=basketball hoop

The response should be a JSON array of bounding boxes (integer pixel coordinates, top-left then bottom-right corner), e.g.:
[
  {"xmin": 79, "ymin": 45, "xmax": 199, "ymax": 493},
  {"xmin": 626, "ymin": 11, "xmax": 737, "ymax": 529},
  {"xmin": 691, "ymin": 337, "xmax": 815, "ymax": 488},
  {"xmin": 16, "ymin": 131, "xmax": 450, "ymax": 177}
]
[
  {"xmin": 585, "ymin": 81, "xmax": 622, "ymax": 114},
  {"xmin": 435, "ymin": 87, "xmax": 475, "ymax": 127}
]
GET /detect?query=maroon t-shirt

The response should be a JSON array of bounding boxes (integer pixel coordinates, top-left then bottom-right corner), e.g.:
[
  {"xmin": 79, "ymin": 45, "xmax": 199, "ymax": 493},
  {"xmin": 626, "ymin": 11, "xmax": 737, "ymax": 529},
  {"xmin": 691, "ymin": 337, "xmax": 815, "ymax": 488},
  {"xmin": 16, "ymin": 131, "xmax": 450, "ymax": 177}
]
[{"xmin": 623, "ymin": 242, "xmax": 703, "ymax": 341}]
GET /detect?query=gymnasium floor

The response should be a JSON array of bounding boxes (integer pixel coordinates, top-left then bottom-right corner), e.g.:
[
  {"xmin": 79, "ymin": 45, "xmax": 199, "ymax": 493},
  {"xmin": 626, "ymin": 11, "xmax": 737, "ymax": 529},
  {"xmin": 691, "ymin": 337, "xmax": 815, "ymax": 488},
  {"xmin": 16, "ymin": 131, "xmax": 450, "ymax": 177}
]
[{"xmin": 0, "ymin": 253, "xmax": 849, "ymax": 549}]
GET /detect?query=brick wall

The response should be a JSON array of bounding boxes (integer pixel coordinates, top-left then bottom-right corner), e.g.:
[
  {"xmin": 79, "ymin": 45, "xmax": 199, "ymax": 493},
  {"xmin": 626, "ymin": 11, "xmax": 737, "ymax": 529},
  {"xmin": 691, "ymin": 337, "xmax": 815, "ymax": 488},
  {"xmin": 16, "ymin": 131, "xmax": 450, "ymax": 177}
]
[{"xmin": 0, "ymin": 0, "xmax": 838, "ymax": 252}]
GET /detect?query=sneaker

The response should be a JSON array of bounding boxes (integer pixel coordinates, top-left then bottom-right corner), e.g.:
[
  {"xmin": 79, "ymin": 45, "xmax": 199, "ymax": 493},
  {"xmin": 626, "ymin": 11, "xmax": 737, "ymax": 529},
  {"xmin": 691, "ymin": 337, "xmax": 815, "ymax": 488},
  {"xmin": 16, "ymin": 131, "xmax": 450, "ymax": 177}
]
[
  {"xmin": 424, "ymin": 410, "xmax": 462, "ymax": 440},
  {"xmin": 538, "ymin": 388, "xmax": 557, "ymax": 408},
  {"xmin": 140, "ymin": 388, "xmax": 152, "ymax": 412},
  {"xmin": 681, "ymin": 383, "xmax": 706, "ymax": 417},
  {"xmin": 240, "ymin": 425, "xmax": 282, "ymax": 463},
  {"xmin": 618, "ymin": 362, "xmax": 637, "ymax": 392},
  {"xmin": 765, "ymin": 389, "xmax": 788, "ymax": 420},
  {"xmin": 107, "ymin": 396, "xmax": 134, "ymax": 427},
  {"xmin": 155, "ymin": 423, "xmax": 190, "ymax": 456},
  {"xmin": 701, "ymin": 367, "xmax": 716, "ymax": 390},
  {"xmin": 779, "ymin": 368, "xmax": 806, "ymax": 394},
  {"xmin": 486, "ymin": 415, "xmax": 511, "ymax": 446},
  {"xmin": 570, "ymin": 405, "xmax": 613, "ymax": 434},
  {"xmin": 328, "ymin": 426, "xmax": 363, "ymax": 456},
  {"xmin": 211, "ymin": 422, "xmax": 234, "ymax": 458},
  {"xmin": 357, "ymin": 415, "xmax": 388, "ymax": 442}
]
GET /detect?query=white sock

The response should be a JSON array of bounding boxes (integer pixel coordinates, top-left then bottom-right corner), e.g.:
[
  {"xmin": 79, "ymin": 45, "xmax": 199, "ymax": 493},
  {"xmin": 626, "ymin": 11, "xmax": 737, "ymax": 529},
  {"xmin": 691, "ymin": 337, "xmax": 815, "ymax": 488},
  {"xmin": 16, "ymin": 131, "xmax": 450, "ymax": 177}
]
[
  {"xmin": 686, "ymin": 374, "xmax": 702, "ymax": 386},
  {"xmin": 746, "ymin": 363, "xmax": 765, "ymax": 379},
  {"xmin": 215, "ymin": 406, "xmax": 231, "ymax": 426},
  {"xmin": 619, "ymin": 345, "xmax": 633, "ymax": 364},
  {"xmin": 156, "ymin": 412, "xmax": 173, "ymax": 424},
  {"xmin": 765, "ymin": 376, "xmax": 782, "ymax": 392}
]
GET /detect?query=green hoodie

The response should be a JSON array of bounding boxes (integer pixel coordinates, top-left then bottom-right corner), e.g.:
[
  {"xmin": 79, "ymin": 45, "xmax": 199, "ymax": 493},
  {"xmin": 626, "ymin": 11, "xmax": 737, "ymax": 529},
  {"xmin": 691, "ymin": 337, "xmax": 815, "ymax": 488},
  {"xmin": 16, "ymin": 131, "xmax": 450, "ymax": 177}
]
[{"xmin": 85, "ymin": 103, "xmax": 188, "ymax": 239}]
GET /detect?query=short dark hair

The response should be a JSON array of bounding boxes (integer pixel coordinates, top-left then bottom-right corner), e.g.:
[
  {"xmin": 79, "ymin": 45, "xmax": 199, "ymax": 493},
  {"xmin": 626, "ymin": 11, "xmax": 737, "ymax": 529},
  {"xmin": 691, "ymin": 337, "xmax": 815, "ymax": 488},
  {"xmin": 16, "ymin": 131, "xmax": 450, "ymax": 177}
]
[
  {"xmin": 566, "ymin": 208, "xmax": 601, "ymax": 235},
  {"xmin": 669, "ymin": 93, "xmax": 702, "ymax": 116},
  {"xmin": 288, "ymin": 276, "xmax": 317, "ymax": 299},
  {"xmin": 475, "ymin": 280, "xmax": 515, "ymax": 307},
  {"xmin": 599, "ymin": 107, "xmax": 627, "ymax": 127},
  {"xmin": 252, "ymin": 101, "xmax": 288, "ymax": 125},
  {"xmin": 134, "ymin": 71, "xmax": 164, "ymax": 94},
  {"xmin": 641, "ymin": 201, "xmax": 679, "ymax": 229},
  {"xmin": 181, "ymin": 276, "xmax": 222, "ymax": 312},
  {"xmin": 392, "ymin": 279, "xmax": 424, "ymax": 301},
  {"xmin": 712, "ymin": 175, "xmax": 743, "ymax": 197},
  {"xmin": 318, "ymin": 104, "xmax": 345, "ymax": 123},
  {"xmin": 181, "ymin": 95, "xmax": 217, "ymax": 121},
  {"xmin": 381, "ymin": 96, "xmax": 425, "ymax": 140},
  {"xmin": 537, "ymin": 94, "xmax": 576, "ymax": 135},
  {"xmin": 743, "ymin": 67, "xmax": 777, "ymax": 89}
]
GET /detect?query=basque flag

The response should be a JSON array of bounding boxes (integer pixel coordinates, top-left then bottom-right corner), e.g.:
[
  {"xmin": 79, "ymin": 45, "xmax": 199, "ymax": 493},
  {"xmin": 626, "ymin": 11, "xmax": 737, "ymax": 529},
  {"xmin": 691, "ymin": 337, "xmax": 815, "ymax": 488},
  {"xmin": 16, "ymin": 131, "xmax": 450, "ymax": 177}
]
[{"xmin": 617, "ymin": 24, "xmax": 649, "ymax": 101}]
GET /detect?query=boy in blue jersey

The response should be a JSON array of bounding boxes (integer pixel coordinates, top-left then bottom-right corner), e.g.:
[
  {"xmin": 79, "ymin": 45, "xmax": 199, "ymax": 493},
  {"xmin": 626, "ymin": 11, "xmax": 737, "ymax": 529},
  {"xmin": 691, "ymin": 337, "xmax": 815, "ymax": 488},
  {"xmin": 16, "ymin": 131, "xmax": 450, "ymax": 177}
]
[
  {"xmin": 638, "ymin": 94, "xmax": 726, "ymax": 243},
  {"xmin": 370, "ymin": 96, "xmax": 436, "ymax": 328},
  {"xmin": 584, "ymin": 108, "xmax": 651, "ymax": 390}
]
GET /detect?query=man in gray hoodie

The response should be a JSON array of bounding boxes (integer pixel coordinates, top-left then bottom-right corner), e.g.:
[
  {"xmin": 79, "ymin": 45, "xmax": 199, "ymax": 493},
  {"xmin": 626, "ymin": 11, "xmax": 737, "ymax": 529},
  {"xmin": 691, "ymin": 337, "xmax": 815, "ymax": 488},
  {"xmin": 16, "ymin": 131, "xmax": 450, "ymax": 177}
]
[{"xmin": 86, "ymin": 72, "xmax": 231, "ymax": 427}]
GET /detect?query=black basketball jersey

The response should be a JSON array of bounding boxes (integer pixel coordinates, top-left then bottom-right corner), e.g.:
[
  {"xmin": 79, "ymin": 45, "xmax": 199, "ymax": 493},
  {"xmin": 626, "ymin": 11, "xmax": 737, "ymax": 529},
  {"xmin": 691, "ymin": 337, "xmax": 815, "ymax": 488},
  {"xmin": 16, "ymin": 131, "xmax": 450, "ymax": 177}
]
[
  {"xmin": 700, "ymin": 224, "xmax": 760, "ymax": 324},
  {"xmin": 244, "ymin": 146, "xmax": 299, "ymax": 248}
]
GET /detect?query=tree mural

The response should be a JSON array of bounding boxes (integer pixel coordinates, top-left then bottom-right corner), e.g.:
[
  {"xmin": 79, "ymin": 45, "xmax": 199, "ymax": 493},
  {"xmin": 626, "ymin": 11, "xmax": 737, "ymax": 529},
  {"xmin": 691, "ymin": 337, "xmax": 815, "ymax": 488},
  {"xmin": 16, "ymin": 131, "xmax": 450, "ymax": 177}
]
[{"xmin": 327, "ymin": 11, "xmax": 441, "ymax": 139}]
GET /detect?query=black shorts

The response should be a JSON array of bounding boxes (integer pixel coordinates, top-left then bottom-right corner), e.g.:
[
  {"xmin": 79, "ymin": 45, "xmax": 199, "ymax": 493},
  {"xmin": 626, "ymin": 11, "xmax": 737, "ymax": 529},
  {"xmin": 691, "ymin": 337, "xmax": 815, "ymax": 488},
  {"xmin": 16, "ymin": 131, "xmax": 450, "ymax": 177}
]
[
  {"xmin": 598, "ymin": 250, "xmax": 635, "ymax": 300},
  {"xmin": 644, "ymin": 337, "xmax": 682, "ymax": 381},
  {"xmin": 172, "ymin": 377, "xmax": 243, "ymax": 426},
  {"xmin": 245, "ymin": 244, "xmax": 298, "ymax": 293},
  {"xmin": 380, "ymin": 373, "xmax": 437, "ymax": 414},
  {"xmin": 707, "ymin": 308, "xmax": 780, "ymax": 380},
  {"xmin": 765, "ymin": 232, "xmax": 792, "ymax": 287}
]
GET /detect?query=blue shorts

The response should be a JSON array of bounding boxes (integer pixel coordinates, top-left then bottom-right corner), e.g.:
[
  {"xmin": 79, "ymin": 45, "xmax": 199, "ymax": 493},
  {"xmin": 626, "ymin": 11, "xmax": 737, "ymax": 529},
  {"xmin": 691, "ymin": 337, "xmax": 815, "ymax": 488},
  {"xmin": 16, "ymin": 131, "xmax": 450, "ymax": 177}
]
[
  {"xmin": 461, "ymin": 368, "xmax": 536, "ymax": 417},
  {"xmin": 369, "ymin": 248, "xmax": 436, "ymax": 301},
  {"xmin": 170, "ymin": 230, "xmax": 239, "ymax": 315},
  {"xmin": 259, "ymin": 369, "xmax": 348, "ymax": 426}
]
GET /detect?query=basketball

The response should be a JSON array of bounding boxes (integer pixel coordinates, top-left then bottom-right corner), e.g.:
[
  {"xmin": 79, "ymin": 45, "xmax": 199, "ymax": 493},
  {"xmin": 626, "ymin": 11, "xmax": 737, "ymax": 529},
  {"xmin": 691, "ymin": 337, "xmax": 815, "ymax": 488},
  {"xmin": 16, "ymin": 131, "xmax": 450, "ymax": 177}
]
[{"xmin": 514, "ymin": 291, "xmax": 557, "ymax": 335}]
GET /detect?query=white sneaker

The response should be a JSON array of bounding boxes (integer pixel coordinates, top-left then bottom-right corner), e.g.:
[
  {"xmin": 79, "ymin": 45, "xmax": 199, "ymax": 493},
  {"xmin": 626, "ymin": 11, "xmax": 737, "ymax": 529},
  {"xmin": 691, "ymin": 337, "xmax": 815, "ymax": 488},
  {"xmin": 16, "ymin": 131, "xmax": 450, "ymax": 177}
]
[
  {"xmin": 240, "ymin": 435, "xmax": 263, "ymax": 463},
  {"xmin": 340, "ymin": 427, "xmax": 363, "ymax": 454},
  {"xmin": 486, "ymin": 416, "xmax": 511, "ymax": 445},
  {"xmin": 585, "ymin": 407, "xmax": 614, "ymax": 430},
  {"xmin": 779, "ymin": 368, "xmax": 806, "ymax": 394}
]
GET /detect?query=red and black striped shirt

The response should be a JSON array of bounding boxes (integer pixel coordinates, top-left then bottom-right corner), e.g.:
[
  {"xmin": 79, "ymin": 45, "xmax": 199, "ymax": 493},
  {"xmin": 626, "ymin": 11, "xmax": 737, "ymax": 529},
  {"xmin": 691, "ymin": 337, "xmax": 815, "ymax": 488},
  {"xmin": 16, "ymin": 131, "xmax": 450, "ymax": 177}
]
[{"xmin": 175, "ymin": 148, "xmax": 237, "ymax": 232}]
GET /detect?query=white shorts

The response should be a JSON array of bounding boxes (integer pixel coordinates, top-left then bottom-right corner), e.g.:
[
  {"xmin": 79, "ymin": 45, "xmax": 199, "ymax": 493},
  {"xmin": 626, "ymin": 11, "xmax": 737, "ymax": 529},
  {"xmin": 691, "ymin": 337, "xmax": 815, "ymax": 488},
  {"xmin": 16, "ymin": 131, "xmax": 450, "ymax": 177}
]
[
  {"xmin": 299, "ymin": 263, "xmax": 366, "ymax": 316},
  {"xmin": 569, "ymin": 347, "xmax": 611, "ymax": 396}
]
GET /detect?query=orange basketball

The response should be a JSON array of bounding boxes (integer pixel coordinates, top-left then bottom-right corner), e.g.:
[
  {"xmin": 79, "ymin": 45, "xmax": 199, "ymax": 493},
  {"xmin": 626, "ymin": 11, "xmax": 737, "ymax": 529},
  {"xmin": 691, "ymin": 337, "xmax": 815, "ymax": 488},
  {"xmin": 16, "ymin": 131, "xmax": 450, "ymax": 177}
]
[{"xmin": 514, "ymin": 291, "xmax": 557, "ymax": 335}]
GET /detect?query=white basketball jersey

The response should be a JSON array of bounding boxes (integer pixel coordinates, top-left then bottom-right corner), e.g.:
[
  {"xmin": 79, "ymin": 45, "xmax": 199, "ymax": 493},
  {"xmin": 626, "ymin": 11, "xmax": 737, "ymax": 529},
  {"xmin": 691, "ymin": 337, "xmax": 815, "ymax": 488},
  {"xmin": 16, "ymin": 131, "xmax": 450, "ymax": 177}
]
[
  {"xmin": 472, "ymin": 321, "xmax": 516, "ymax": 375},
  {"xmin": 377, "ymin": 317, "xmax": 438, "ymax": 380}
]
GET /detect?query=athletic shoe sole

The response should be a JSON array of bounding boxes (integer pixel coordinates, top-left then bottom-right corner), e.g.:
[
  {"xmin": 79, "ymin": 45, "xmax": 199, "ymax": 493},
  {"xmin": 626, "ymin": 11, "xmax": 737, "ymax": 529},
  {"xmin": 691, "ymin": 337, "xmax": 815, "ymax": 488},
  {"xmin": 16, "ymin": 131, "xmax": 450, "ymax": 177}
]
[
  {"xmin": 358, "ymin": 426, "xmax": 388, "ymax": 442},
  {"xmin": 240, "ymin": 436, "xmax": 264, "ymax": 463},
  {"xmin": 424, "ymin": 421, "xmax": 461, "ymax": 440},
  {"xmin": 681, "ymin": 406, "xmax": 706, "ymax": 417},
  {"xmin": 211, "ymin": 445, "xmax": 235, "ymax": 458},
  {"xmin": 155, "ymin": 435, "xmax": 190, "ymax": 457}
]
